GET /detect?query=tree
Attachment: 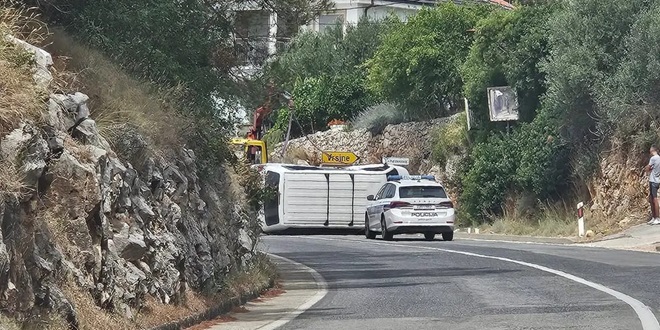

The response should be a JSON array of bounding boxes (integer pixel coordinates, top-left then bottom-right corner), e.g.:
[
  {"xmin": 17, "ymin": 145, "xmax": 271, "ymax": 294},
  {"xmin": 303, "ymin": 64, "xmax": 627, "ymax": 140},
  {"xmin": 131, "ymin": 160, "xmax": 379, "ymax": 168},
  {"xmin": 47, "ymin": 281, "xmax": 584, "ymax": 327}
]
[
  {"xmin": 365, "ymin": 3, "xmax": 492, "ymax": 119},
  {"xmin": 541, "ymin": 0, "xmax": 650, "ymax": 145},
  {"xmin": 30, "ymin": 0, "xmax": 331, "ymax": 115},
  {"xmin": 461, "ymin": 3, "xmax": 557, "ymax": 131},
  {"xmin": 26, "ymin": 0, "xmax": 331, "ymax": 175},
  {"xmin": 263, "ymin": 17, "xmax": 393, "ymax": 136},
  {"xmin": 453, "ymin": 2, "xmax": 570, "ymax": 223},
  {"xmin": 596, "ymin": 2, "xmax": 660, "ymax": 148},
  {"xmin": 267, "ymin": 16, "xmax": 391, "ymax": 90}
]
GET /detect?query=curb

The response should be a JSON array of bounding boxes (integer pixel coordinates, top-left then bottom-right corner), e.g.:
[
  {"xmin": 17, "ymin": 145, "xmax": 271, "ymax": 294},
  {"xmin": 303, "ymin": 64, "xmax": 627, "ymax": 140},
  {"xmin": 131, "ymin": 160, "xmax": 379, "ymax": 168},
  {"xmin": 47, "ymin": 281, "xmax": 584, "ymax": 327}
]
[
  {"xmin": 580, "ymin": 233, "xmax": 630, "ymax": 243},
  {"xmin": 454, "ymin": 232, "xmax": 575, "ymax": 245},
  {"xmin": 148, "ymin": 278, "xmax": 275, "ymax": 330}
]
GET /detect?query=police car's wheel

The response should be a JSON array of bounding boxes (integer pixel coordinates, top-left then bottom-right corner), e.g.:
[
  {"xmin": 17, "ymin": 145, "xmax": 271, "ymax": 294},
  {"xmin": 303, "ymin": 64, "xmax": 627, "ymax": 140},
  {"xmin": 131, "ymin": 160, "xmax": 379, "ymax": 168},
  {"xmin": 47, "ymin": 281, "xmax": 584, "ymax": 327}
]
[
  {"xmin": 442, "ymin": 232, "xmax": 454, "ymax": 241},
  {"xmin": 381, "ymin": 217, "xmax": 393, "ymax": 241},
  {"xmin": 424, "ymin": 233, "xmax": 435, "ymax": 240},
  {"xmin": 365, "ymin": 215, "xmax": 376, "ymax": 239}
]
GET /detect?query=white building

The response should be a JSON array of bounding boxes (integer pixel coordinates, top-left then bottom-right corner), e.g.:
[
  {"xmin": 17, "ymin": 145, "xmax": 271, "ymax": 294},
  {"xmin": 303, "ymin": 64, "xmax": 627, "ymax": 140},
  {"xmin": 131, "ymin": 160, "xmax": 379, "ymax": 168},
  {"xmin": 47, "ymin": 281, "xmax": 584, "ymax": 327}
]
[{"xmin": 231, "ymin": 0, "xmax": 513, "ymax": 74}]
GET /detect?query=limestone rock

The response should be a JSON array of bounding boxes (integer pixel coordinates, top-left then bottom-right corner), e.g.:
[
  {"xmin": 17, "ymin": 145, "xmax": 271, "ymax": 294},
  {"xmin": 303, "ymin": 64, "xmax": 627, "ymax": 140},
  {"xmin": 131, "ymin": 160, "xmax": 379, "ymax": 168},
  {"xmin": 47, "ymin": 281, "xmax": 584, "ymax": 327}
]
[
  {"xmin": 0, "ymin": 39, "xmax": 271, "ymax": 327},
  {"xmin": 270, "ymin": 114, "xmax": 461, "ymax": 175},
  {"xmin": 72, "ymin": 119, "xmax": 103, "ymax": 147},
  {"xmin": 618, "ymin": 217, "xmax": 631, "ymax": 227},
  {"xmin": 1, "ymin": 124, "xmax": 35, "ymax": 161},
  {"xmin": 114, "ymin": 231, "xmax": 148, "ymax": 261},
  {"xmin": 5, "ymin": 35, "xmax": 53, "ymax": 88}
]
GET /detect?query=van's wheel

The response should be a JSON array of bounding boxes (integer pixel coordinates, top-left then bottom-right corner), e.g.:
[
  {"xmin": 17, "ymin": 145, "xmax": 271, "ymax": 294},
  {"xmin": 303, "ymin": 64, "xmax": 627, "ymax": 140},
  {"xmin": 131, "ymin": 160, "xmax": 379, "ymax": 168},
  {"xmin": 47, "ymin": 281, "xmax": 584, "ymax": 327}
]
[
  {"xmin": 365, "ymin": 215, "xmax": 376, "ymax": 239},
  {"xmin": 381, "ymin": 217, "xmax": 393, "ymax": 241},
  {"xmin": 424, "ymin": 233, "xmax": 435, "ymax": 240},
  {"xmin": 442, "ymin": 232, "xmax": 454, "ymax": 241}
]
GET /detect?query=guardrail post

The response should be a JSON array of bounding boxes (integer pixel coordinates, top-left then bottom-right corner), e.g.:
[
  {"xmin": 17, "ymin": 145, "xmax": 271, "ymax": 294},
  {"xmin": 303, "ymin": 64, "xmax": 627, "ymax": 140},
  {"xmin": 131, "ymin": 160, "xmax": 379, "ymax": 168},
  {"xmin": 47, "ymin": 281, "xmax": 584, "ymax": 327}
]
[{"xmin": 577, "ymin": 202, "xmax": 585, "ymax": 237}]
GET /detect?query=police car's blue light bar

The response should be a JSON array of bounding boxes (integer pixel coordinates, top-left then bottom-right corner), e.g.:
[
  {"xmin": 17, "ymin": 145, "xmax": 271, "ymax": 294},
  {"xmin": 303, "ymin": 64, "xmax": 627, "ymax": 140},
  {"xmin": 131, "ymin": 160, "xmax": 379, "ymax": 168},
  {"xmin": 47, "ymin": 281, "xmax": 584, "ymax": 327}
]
[{"xmin": 387, "ymin": 175, "xmax": 436, "ymax": 181}]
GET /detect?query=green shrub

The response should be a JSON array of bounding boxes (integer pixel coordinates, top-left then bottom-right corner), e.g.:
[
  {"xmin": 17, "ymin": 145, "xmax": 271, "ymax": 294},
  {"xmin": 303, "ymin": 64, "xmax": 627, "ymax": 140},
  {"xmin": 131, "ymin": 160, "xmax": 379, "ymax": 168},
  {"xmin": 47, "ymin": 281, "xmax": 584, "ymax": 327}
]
[
  {"xmin": 263, "ymin": 128, "xmax": 284, "ymax": 152},
  {"xmin": 458, "ymin": 113, "xmax": 569, "ymax": 223},
  {"xmin": 432, "ymin": 113, "xmax": 468, "ymax": 167},
  {"xmin": 350, "ymin": 103, "xmax": 405, "ymax": 135},
  {"xmin": 459, "ymin": 135, "xmax": 516, "ymax": 222}
]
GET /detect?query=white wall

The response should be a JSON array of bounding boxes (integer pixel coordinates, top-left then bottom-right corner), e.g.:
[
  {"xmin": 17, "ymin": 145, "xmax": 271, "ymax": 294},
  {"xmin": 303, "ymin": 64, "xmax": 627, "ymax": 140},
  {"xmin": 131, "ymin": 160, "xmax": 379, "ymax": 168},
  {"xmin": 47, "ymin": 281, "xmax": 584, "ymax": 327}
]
[
  {"xmin": 236, "ymin": 0, "xmax": 424, "ymax": 73},
  {"xmin": 362, "ymin": 6, "xmax": 418, "ymax": 23},
  {"xmin": 306, "ymin": 4, "xmax": 420, "ymax": 33}
]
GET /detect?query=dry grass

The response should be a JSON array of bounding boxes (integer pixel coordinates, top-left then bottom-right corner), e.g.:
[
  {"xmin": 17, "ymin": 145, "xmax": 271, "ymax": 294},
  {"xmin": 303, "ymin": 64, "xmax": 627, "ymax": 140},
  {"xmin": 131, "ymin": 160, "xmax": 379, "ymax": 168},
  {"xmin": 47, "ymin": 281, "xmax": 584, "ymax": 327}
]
[
  {"xmin": 0, "ymin": 3, "xmax": 46, "ymax": 136},
  {"xmin": 135, "ymin": 291, "xmax": 215, "ymax": 329},
  {"xmin": 44, "ymin": 28, "xmax": 193, "ymax": 160},
  {"xmin": 0, "ymin": 313, "xmax": 22, "ymax": 330},
  {"xmin": 63, "ymin": 134, "xmax": 97, "ymax": 163},
  {"xmin": 223, "ymin": 253, "xmax": 278, "ymax": 297},
  {"xmin": 479, "ymin": 202, "xmax": 579, "ymax": 238},
  {"xmin": 61, "ymin": 281, "xmax": 135, "ymax": 330},
  {"xmin": 577, "ymin": 208, "xmax": 646, "ymax": 240},
  {"xmin": 0, "ymin": 158, "xmax": 27, "ymax": 203},
  {"xmin": 21, "ymin": 312, "xmax": 69, "ymax": 330},
  {"xmin": 136, "ymin": 254, "xmax": 276, "ymax": 329},
  {"xmin": 481, "ymin": 216, "xmax": 578, "ymax": 238}
]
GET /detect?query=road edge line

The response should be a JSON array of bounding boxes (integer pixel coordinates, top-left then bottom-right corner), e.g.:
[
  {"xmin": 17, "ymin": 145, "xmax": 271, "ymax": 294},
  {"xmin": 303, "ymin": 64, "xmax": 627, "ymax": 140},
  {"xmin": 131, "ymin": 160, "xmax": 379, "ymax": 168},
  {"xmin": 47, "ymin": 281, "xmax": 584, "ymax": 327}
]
[
  {"xmin": 307, "ymin": 236, "xmax": 660, "ymax": 330},
  {"xmin": 258, "ymin": 253, "xmax": 328, "ymax": 330}
]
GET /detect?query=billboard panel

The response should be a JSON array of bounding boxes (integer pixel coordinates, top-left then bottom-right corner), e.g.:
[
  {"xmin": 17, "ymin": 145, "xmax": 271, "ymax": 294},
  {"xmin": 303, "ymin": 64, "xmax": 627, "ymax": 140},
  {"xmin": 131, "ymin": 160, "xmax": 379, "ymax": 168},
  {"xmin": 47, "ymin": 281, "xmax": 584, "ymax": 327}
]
[{"xmin": 487, "ymin": 86, "xmax": 519, "ymax": 122}]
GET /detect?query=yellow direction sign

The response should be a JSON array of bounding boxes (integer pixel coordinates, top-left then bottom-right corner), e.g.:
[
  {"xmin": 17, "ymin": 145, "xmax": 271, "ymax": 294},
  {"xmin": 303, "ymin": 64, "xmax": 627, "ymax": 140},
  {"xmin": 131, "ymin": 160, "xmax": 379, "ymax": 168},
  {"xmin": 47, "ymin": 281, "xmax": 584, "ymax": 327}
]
[{"xmin": 322, "ymin": 151, "xmax": 359, "ymax": 165}]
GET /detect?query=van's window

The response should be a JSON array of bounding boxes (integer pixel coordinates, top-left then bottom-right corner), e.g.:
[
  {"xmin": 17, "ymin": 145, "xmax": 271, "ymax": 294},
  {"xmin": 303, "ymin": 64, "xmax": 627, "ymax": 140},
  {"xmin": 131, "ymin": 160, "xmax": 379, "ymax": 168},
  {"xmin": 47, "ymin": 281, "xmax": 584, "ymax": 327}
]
[
  {"xmin": 398, "ymin": 186, "xmax": 447, "ymax": 198},
  {"xmin": 264, "ymin": 171, "xmax": 280, "ymax": 226}
]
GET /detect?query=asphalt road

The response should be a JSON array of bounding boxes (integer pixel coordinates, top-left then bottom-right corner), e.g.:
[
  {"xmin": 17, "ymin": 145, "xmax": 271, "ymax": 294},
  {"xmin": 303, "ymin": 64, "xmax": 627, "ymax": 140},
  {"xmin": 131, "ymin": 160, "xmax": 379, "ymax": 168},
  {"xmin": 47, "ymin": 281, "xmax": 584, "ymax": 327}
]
[{"xmin": 260, "ymin": 234, "xmax": 660, "ymax": 330}]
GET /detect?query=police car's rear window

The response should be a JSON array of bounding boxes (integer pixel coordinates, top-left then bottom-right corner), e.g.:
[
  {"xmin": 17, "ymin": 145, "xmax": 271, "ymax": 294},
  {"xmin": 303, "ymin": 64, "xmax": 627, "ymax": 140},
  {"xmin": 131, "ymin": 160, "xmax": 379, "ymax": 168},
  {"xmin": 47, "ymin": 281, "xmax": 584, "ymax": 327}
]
[{"xmin": 399, "ymin": 186, "xmax": 447, "ymax": 198}]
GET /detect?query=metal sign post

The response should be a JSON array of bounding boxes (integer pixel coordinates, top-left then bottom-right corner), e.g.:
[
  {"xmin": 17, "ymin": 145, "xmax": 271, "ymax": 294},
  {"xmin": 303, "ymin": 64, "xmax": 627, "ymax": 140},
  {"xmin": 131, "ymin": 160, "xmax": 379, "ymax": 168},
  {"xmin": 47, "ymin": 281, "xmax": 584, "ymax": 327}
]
[{"xmin": 464, "ymin": 97, "xmax": 472, "ymax": 131}]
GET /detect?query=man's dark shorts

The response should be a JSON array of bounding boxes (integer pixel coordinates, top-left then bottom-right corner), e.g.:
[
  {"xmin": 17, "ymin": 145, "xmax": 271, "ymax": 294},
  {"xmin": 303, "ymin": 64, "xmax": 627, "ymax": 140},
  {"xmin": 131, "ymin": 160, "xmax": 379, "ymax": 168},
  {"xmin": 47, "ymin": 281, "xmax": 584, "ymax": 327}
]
[{"xmin": 650, "ymin": 182, "xmax": 659, "ymax": 198}]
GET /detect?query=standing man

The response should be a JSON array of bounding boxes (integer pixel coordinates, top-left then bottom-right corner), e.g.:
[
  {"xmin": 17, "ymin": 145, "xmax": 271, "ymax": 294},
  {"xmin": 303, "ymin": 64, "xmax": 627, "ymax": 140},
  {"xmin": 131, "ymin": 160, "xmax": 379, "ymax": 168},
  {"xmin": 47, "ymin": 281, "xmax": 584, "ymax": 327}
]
[{"xmin": 646, "ymin": 146, "xmax": 660, "ymax": 225}]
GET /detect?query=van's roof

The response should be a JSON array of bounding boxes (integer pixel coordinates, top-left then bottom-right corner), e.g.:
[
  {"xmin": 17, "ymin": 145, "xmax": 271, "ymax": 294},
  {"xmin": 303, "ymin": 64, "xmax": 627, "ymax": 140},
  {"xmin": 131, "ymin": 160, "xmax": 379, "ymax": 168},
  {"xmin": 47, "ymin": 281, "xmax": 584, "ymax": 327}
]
[{"xmin": 256, "ymin": 163, "xmax": 409, "ymax": 174}]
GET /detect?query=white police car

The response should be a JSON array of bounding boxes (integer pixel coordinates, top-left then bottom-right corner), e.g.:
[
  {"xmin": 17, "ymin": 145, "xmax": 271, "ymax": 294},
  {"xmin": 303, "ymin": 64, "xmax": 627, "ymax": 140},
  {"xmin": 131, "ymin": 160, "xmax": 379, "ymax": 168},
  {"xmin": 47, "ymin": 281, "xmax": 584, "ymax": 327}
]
[{"xmin": 365, "ymin": 175, "xmax": 455, "ymax": 241}]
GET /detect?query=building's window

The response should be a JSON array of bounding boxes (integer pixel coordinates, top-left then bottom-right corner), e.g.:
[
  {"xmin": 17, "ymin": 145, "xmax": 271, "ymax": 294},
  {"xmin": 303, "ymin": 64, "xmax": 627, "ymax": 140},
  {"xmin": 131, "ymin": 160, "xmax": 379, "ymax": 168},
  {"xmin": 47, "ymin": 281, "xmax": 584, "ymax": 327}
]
[
  {"xmin": 234, "ymin": 10, "xmax": 271, "ymax": 66},
  {"xmin": 235, "ymin": 10, "xmax": 270, "ymax": 38},
  {"xmin": 318, "ymin": 14, "xmax": 344, "ymax": 34},
  {"xmin": 276, "ymin": 14, "xmax": 298, "ymax": 53}
]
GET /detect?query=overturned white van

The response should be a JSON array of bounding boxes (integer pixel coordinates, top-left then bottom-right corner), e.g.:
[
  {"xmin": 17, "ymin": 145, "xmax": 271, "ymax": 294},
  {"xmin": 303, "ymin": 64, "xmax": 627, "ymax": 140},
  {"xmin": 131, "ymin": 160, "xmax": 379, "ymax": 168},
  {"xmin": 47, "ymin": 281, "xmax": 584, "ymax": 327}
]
[{"xmin": 254, "ymin": 163, "xmax": 409, "ymax": 233}]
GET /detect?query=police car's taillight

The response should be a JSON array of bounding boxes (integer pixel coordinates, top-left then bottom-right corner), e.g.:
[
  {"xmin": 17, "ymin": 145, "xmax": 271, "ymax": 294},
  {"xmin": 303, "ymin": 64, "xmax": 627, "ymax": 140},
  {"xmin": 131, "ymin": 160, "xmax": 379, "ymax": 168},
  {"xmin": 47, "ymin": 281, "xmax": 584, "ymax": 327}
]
[
  {"xmin": 386, "ymin": 201, "xmax": 411, "ymax": 209},
  {"xmin": 437, "ymin": 201, "xmax": 453, "ymax": 208}
]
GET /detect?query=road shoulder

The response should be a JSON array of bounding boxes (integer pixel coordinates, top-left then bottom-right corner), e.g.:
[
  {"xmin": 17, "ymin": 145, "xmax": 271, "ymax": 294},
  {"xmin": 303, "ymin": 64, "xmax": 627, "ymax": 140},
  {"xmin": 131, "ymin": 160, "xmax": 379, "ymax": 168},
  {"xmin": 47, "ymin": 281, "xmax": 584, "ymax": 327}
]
[
  {"xmin": 454, "ymin": 232, "xmax": 575, "ymax": 244},
  {"xmin": 203, "ymin": 254, "xmax": 327, "ymax": 330}
]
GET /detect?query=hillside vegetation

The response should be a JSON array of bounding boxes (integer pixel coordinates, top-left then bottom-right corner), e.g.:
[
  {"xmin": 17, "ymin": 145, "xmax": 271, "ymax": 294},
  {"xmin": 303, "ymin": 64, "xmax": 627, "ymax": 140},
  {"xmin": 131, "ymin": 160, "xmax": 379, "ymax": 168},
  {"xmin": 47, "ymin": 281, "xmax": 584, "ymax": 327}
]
[
  {"xmin": 0, "ymin": 1, "xmax": 292, "ymax": 329},
  {"xmin": 262, "ymin": 0, "xmax": 660, "ymax": 233}
]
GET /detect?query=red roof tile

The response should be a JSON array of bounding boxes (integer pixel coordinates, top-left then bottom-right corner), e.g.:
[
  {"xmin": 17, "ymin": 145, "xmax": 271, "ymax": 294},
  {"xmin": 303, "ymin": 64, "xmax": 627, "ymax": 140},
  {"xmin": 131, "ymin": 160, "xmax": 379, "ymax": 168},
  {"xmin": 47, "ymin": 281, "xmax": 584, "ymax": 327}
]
[{"xmin": 487, "ymin": 0, "xmax": 515, "ymax": 9}]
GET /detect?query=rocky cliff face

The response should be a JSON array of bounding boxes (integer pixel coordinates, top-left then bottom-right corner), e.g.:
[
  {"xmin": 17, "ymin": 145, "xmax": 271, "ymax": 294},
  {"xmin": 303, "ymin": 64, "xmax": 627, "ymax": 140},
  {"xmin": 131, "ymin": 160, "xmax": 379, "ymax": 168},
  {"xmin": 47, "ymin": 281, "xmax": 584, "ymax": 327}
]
[
  {"xmin": 588, "ymin": 152, "xmax": 649, "ymax": 231},
  {"xmin": 0, "ymin": 38, "xmax": 259, "ymax": 327},
  {"xmin": 270, "ymin": 115, "xmax": 461, "ymax": 178}
]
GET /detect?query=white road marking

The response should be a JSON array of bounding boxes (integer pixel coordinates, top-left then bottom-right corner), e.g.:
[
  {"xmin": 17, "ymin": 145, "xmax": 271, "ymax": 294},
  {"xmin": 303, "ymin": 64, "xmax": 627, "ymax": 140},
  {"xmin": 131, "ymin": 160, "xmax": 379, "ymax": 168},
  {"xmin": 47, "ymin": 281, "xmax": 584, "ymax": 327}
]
[
  {"xmin": 306, "ymin": 236, "xmax": 660, "ymax": 330},
  {"xmin": 259, "ymin": 254, "xmax": 328, "ymax": 330}
]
